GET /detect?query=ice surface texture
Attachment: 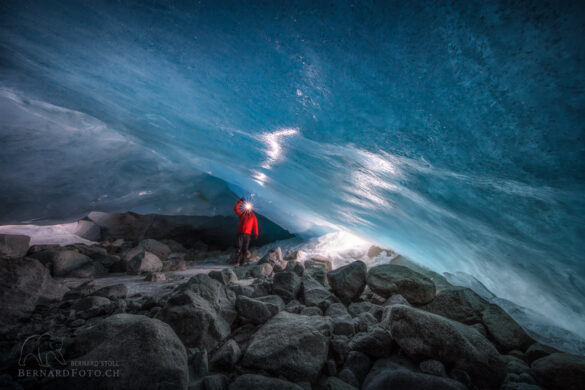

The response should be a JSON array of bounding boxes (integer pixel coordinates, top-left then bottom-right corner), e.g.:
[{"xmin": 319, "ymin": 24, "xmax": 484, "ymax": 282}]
[{"xmin": 1, "ymin": 1, "xmax": 584, "ymax": 339}]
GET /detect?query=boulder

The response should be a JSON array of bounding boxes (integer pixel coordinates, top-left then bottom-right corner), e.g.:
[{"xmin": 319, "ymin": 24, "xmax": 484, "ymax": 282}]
[
  {"xmin": 531, "ymin": 352, "xmax": 585, "ymax": 390},
  {"xmin": 363, "ymin": 360, "xmax": 466, "ymax": 390},
  {"xmin": 67, "ymin": 261, "xmax": 107, "ymax": 278},
  {"xmin": 139, "ymin": 238, "xmax": 171, "ymax": 260},
  {"xmin": 162, "ymin": 259, "xmax": 187, "ymax": 272},
  {"xmin": 340, "ymin": 351, "xmax": 371, "ymax": 387},
  {"xmin": 333, "ymin": 315, "xmax": 356, "ymax": 336},
  {"xmin": 229, "ymin": 374, "xmax": 303, "ymax": 390},
  {"xmin": 305, "ymin": 256, "xmax": 333, "ymax": 273},
  {"xmin": 326, "ymin": 302, "xmax": 350, "ymax": 317},
  {"xmin": 348, "ymin": 326, "xmax": 394, "ymax": 358},
  {"xmin": 525, "ymin": 343, "xmax": 557, "ymax": 363},
  {"xmin": 209, "ymin": 269, "xmax": 238, "ymax": 285},
  {"xmin": 327, "ymin": 261, "xmax": 367, "ymax": 303},
  {"xmin": 157, "ymin": 290, "xmax": 231, "ymax": 350},
  {"xmin": 284, "ymin": 249, "xmax": 304, "ymax": 261},
  {"xmin": 301, "ymin": 306, "xmax": 323, "ymax": 316},
  {"xmin": 388, "ymin": 304, "xmax": 506, "ymax": 387},
  {"xmin": 67, "ymin": 314, "xmax": 188, "ymax": 389},
  {"xmin": 144, "ymin": 272, "xmax": 166, "ymax": 281},
  {"xmin": 73, "ymin": 296, "xmax": 113, "ymax": 319},
  {"xmin": 250, "ymin": 263, "xmax": 273, "ymax": 278},
  {"xmin": 420, "ymin": 287, "xmax": 487, "ymax": 324},
  {"xmin": 190, "ymin": 374, "xmax": 229, "ymax": 390},
  {"xmin": 366, "ymin": 264, "xmax": 436, "ymax": 304},
  {"xmin": 273, "ymin": 271, "xmax": 301, "ymax": 302},
  {"xmin": 210, "ymin": 339, "xmax": 241, "ymax": 371},
  {"xmin": 92, "ymin": 284, "xmax": 128, "ymax": 300},
  {"xmin": 126, "ymin": 251, "xmax": 163, "ymax": 274},
  {"xmin": 0, "ymin": 234, "xmax": 30, "ymax": 258},
  {"xmin": 175, "ymin": 274, "xmax": 237, "ymax": 321},
  {"xmin": 242, "ymin": 311, "xmax": 333, "ymax": 382},
  {"xmin": 72, "ymin": 220, "xmax": 102, "ymax": 241},
  {"xmin": 481, "ymin": 304, "xmax": 534, "ymax": 352},
  {"xmin": 258, "ymin": 247, "xmax": 285, "ymax": 270},
  {"xmin": 301, "ymin": 275, "xmax": 340, "ymax": 310},
  {"xmin": 48, "ymin": 250, "xmax": 92, "ymax": 277},
  {"xmin": 285, "ymin": 260, "xmax": 305, "ymax": 276},
  {"xmin": 232, "ymin": 264, "xmax": 254, "ymax": 280},
  {"xmin": 0, "ymin": 257, "xmax": 68, "ymax": 326},
  {"xmin": 419, "ymin": 359, "xmax": 448, "ymax": 377},
  {"xmin": 236, "ymin": 295, "xmax": 284, "ymax": 325},
  {"xmin": 321, "ymin": 377, "xmax": 358, "ymax": 390}
]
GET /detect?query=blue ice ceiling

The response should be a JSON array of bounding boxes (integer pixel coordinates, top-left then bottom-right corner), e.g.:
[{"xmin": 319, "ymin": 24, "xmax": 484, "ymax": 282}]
[{"xmin": 1, "ymin": 1, "xmax": 584, "ymax": 339}]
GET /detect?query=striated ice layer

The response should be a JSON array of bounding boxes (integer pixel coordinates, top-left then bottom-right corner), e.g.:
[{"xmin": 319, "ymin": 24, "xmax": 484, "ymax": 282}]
[{"xmin": 1, "ymin": 1, "xmax": 584, "ymax": 345}]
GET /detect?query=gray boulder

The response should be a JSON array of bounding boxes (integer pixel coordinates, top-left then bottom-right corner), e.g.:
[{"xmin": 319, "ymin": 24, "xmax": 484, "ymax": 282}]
[
  {"xmin": 236, "ymin": 295, "xmax": 284, "ymax": 325},
  {"xmin": 50, "ymin": 250, "xmax": 92, "ymax": 276},
  {"xmin": 301, "ymin": 306, "xmax": 323, "ymax": 316},
  {"xmin": 73, "ymin": 296, "xmax": 113, "ymax": 319},
  {"xmin": 139, "ymin": 238, "xmax": 171, "ymax": 260},
  {"xmin": 284, "ymin": 249, "xmax": 304, "ymax": 261},
  {"xmin": 243, "ymin": 311, "xmax": 332, "ymax": 382},
  {"xmin": 73, "ymin": 220, "xmax": 102, "ymax": 241},
  {"xmin": 157, "ymin": 290, "xmax": 232, "ymax": 350},
  {"xmin": 348, "ymin": 326, "xmax": 394, "ymax": 358},
  {"xmin": 301, "ymin": 275, "xmax": 340, "ymax": 310},
  {"xmin": 209, "ymin": 268, "xmax": 238, "ymax": 285},
  {"xmin": 366, "ymin": 264, "xmax": 436, "ymax": 304},
  {"xmin": 481, "ymin": 304, "xmax": 534, "ymax": 352},
  {"xmin": 229, "ymin": 374, "xmax": 303, "ymax": 390},
  {"xmin": 531, "ymin": 352, "xmax": 585, "ymax": 390},
  {"xmin": 339, "ymin": 351, "xmax": 371, "ymax": 387},
  {"xmin": 305, "ymin": 256, "xmax": 333, "ymax": 272},
  {"xmin": 383, "ymin": 293, "xmax": 411, "ymax": 306},
  {"xmin": 419, "ymin": 359, "xmax": 448, "ymax": 377},
  {"xmin": 250, "ymin": 263, "xmax": 273, "ymax": 278},
  {"xmin": 144, "ymin": 271, "xmax": 166, "ymax": 281},
  {"xmin": 0, "ymin": 257, "xmax": 67, "ymax": 326},
  {"xmin": 210, "ymin": 339, "xmax": 241, "ymax": 371},
  {"xmin": 388, "ymin": 304, "xmax": 506, "ymax": 387},
  {"xmin": 327, "ymin": 260, "xmax": 367, "ymax": 303},
  {"xmin": 363, "ymin": 360, "xmax": 466, "ymax": 390},
  {"xmin": 273, "ymin": 271, "xmax": 301, "ymax": 302},
  {"xmin": 420, "ymin": 287, "xmax": 487, "ymax": 324},
  {"xmin": 126, "ymin": 251, "xmax": 163, "ymax": 274},
  {"xmin": 92, "ymin": 283, "xmax": 128, "ymax": 300},
  {"xmin": 68, "ymin": 313, "xmax": 188, "ymax": 390},
  {"xmin": 0, "ymin": 234, "xmax": 30, "ymax": 258},
  {"xmin": 321, "ymin": 377, "xmax": 357, "ymax": 390},
  {"xmin": 258, "ymin": 247, "xmax": 285, "ymax": 269},
  {"xmin": 285, "ymin": 260, "xmax": 305, "ymax": 276},
  {"xmin": 67, "ymin": 260, "xmax": 107, "ymax": 278},
  {"xmin": 525, "ymin": 343, "xmax": 557, "ymax": 363}
]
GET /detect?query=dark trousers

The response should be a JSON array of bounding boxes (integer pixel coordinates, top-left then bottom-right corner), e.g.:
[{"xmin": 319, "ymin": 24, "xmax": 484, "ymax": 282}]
[{"xmin": 236, "ymin": 233, "xmax": 251, "ymax": 264}]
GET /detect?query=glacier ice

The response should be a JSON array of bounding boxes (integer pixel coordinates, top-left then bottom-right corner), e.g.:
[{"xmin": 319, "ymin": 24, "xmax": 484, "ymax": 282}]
[{"xmin": 1, "ymin": 1, "xmax": 584, "ymax": 347}]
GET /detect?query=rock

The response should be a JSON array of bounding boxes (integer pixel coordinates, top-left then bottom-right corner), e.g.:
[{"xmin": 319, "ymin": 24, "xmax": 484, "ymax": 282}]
[
  {"xmin": 232, "ymin": 264, "xmax": 254, "ymax": 280},
  {"xmin": 420, "ymin": 287, "xmax": 487, "ymax": 324},
  {"xmin": 321, "ymin": 377, "xmax": 357, "ymax": 390},
  {"xmin": 0, "ymin": 234, "xmax": 30, "ymax": 258},
  {"xmin": 301, "ymin": 306, "xmax": 323, "ymax": 316},
  {"xmin": 326, "ymin": 302, "xmax": 349, "ymax": 317},
  {"xmin": 363, "ymin": 360, "xmax": 466, "ymax": 390},
  {"xmin": 340, "ymin": 351, "xmax": 371, "ymax": 387},
  {"xmin": 251, "ymin": 278, "xmax": 273, "ymax": 297},
  {"xmin": 333, "ymin": 315, "xmax": 356, "ymax": 336},
  {"xmin": 92, "ymin": 284, "xmax": 128, "ymax": 300},
  {"xmin": 285, "ymin": 299, "xmax": 305, "ymax": 314},
  {"xmin": 157, "ymin": 290, "xmax": 232, "ymax": 350},
  {"xmin": 481, "ymin": 304, "xmax": 534, "ymax": 352},
  {"xmin": 229, "ymin": 284, "xmax": 254, "ymax": 297},
  {"xmin": 144, "ymin": 271, "xmax": 166, "ymax": 281},
  {"xmin": 50, "ymin": 250, "xmax": 92, "ymax": 276},
  {"xmin": 388, "ymin": 304, "xmax": 506, "ymax": 387},
  {"xmin": 72, "ymin": 219, "xmax": 102, "ymax": 241},
  {"xmin": 286, "ymin": 260, "xmax": 305, "ymax": 276},
  {"xmin": 139, "ymin": 238, "xmax": 171, "ymax": 260},
  {"xmin": 210, "ymin": 339, "xmax": 241, "ymax": 371},
  {"xmin": 67, "ymin": 261, "xmax": 107, "ymax": 278},
  {"xmin": 73, "ymin": 296, "xmax": 113, "ymax": 318},
  {"xmin": 162, "ymin": 259, "xmax": 187, "ymax": 271},
  {"xmin": 366, "ymin": 264, "xmax": 436, "ymax": 304},
  {"xmin": 301, "ymin": 275, "xmax": 340, "ymax": 310},
  {"xmin": 347, "ymin": 301, "xmax": 383, "ymax": 320},
  {"xmin": 62, "ymin": 280, "xmax": 98, "ymax": 300},
  {"xmin": 229, "ymin": 374, "xmax": 303, "ymax": 390},
  {"xmin": 419, "ymin": 359, "xmax": 447, "ymax": 377},
  {"xmin": 209, "ymin": 268, "xmax": 238, "ymax": 285},
  {"xmin": 243, "ymin": 311, "xmax": 333, "ymax": 382},
  {"xmin": 305, "ymin": 256, "xmax": 333, "ymax": 272},
  {"xmin": 258, "ymin": 247, "xmax": 285, "ymax": 270},
  {"xmin": 471, "ymin": 322, "xmax": 488, "ymax": 338},
  {"xmin": 231, "ymin": 323, "xmax": 258, "ymax": 353},
  {"xmin": 367, "ymin": 245, "xmax": 384, "ymax": 258},
  {"xmin": 250, "ymin": 263, "xmax": 273, "ymax": 278},
  {"xmin": 284, "ymin": 249, "xmax": 304, "ymax": 261},
  {"xmin": 273, "ymin": 271, "xmax": 301, "ymax": 302},
  {"xmin": 500, "ymin": 383, "xmax": 543, "ymax": 390},
  {"xmin": 189, "ymin": 347, "xmax": 209, "ymax": 377},
  {"xmin": 236, "ymin": 295, "xmax": 284, "ymax": 324},
  {"xmin": 348, "ymin": 326, "xmax": 394, "ymax": 358},
  {"xmin": 176, "ymin": 274, "xmax": 237, "ymax": 321},
  {"xmin": 68, "ymin": 313, "xmax": 188, "ymax": 389},
  {"xmin": 122, "ymin": 245, "xmax": 145, "ymax": 262},
  {"xmin": 191, "ymin": 374, "xmax": 229, "ymax": 390},
  {"xmin": 355, "ymin": 312, "xmax": 378, "ymax": 332},
  {"xmin": 327, "ymin": 261, "xmax": 367, "ymax": 303},
  {"xmin": 531, "ymin": 352, "xmax": 585, "ymax": 390},
  {"xmin": 525, "ymin": 343, "xmax": 557, "ymax": 363},
  {"xmin": 127, "ymin": 251, "xmax": 163, "ymax": 274},
  {"xmin": 383, "ymin": 294, "xmax": 411, "ymax": 306},
  {"xmin": 0, "ymin": 257, "xmax": 67, "ymax": 326}
]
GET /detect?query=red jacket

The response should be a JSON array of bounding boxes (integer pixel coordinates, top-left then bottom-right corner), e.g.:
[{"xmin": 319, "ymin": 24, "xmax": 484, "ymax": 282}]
[{"xmin": 234, "ymin": 200, "xmax": 259, "ymax": 235}]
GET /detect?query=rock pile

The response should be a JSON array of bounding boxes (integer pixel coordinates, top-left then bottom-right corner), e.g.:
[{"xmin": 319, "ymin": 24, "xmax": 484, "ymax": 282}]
[{"xmin": 1, "ymin": 238, "xmax": 584, "ymax": 390}]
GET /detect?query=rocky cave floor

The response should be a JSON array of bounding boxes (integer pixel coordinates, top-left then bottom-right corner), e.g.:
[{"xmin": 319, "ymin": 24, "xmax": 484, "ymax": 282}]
[{"xmin": 0, "ymin": 233, "xmax": 584, "ymax": 390}]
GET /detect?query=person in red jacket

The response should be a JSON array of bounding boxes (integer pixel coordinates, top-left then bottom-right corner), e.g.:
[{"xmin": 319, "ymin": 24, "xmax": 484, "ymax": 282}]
[{"xmin": 234, "ymin": 198, "xmax": 258, "ymax": 266}]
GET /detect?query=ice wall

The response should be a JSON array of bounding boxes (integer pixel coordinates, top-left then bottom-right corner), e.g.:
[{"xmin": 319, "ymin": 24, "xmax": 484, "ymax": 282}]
[{"xmin": 1, "ymin": 1, "xmax": 584, "ymax": 340}]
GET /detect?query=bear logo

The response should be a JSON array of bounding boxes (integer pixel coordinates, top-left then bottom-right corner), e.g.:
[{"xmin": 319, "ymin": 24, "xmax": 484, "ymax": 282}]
[{"xmin": 18, "ymin": 333, "xmax": 66, "ymax": 367}]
